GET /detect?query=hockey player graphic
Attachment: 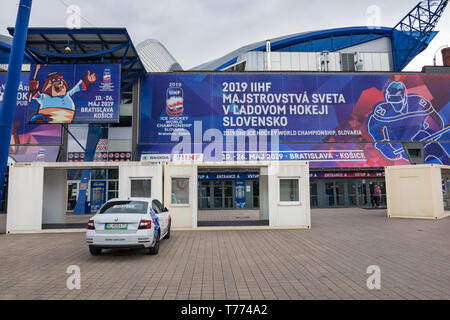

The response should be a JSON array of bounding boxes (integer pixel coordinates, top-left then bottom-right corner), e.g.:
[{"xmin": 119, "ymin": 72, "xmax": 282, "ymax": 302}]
[
  {"xmin": 29, "ymin": 69, "xmax": 97, "ymax": 124},
  {"xmin": 367, "ymin": 81, "xmax": 450, "ymax": 164}
]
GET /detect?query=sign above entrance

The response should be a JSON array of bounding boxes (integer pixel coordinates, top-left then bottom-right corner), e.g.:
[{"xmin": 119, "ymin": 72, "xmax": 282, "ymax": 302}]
[
  {"xmin": 198, "ymin": 173, "xmax": 259, "ymax": 180},
  {"xmin": 310, "ymin": 171, "xmax": 385, "ymax": 179}
]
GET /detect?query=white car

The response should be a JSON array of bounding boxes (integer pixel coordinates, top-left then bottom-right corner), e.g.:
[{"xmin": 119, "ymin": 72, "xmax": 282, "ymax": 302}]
[{"xmin": 86, "ymin": 197, "xmax": 171, "ymax": 256}]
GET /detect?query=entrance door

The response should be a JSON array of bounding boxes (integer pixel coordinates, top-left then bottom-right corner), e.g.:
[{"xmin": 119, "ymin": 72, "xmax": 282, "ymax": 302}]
[
  {"xmin": 199, "ymin": 181, "xmax": 212, "ymax": 209},
  {"xmin": 213, "ymin": 180, "xmax": 223, "ymax": 208},
  {"xmin": 367, "ymin": 179, "xmax": 387, "ymax": 207},
  {"xmin": 67, "ymin": 181, "xmax": 91, "ymax": 212},
  {"xmin": 310, "ymin": 182, "xmax": 318, "ymax": 207},
  {"xmin": 67, "ymin": 181, "xmax": 79, "ymax": 211},
  {"xmin": 348, "ymin": 179, "xmax": 367, "ymax": 206},
  {"xmin": 324, "ymin": 180, "xmax": 345, "ymax": 207},
  {"xmin": 325, "ymin": 182, "xmax": 335, "ymax": 206},
  {"xmin": 223, "ymin": 181, "xmax": 233, "ymax": 208}
]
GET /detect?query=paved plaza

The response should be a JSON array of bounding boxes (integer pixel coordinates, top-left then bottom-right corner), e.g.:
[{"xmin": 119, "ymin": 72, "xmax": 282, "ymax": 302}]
[{"xmin": 0, "ymin": 208, "xmax": 449, "ymax": 300}]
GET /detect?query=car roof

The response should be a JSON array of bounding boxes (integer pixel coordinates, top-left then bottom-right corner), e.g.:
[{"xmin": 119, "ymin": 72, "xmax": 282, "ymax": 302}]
[{"xmin": 106, "ymin": 197, "xmax": 156, "ymax": 203}]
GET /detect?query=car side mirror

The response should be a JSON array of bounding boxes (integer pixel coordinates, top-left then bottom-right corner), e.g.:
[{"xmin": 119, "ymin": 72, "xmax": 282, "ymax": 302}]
[{"xmin": 163, "ymin": 207, "xmax": 169, "ymax": 212}]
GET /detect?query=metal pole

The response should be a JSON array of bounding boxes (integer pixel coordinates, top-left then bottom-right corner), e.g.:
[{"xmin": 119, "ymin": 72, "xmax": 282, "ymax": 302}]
[{"xmin": 0, "ymin": 0, "xmax": 32, "ymax": 209}]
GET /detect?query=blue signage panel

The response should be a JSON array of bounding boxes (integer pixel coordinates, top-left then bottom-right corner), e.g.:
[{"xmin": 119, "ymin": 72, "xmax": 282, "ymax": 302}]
[
  {"xmin": 198, "ymin": 173, "xmax": 259, "ymax": 180},
  {"xmin": 235, "ymin": 180, "xmax": 246, "ymax": 209},
  {"xmin": 90, "ymin": 181, "xmax": 106, "ymax": 212},
  {"xmin": 139, "ymin": 73, "xmax": 450, "ymax": 168},
  {"xmin": 28, "ymin": 64, "xmax": 121, "ymax": 124}
]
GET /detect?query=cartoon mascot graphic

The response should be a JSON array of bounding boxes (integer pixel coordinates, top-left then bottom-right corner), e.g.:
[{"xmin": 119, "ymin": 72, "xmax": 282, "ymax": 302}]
[
  {"xmin": 29, "ymin": 66, "xmax": 97, "ymax": 124},
  {"xmin": 367, "ymin": 80, "xmax": 450, "ymax": 164}
]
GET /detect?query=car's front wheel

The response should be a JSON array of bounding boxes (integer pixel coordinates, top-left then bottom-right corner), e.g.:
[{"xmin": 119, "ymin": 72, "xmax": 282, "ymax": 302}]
[
  {"xmin": 89, "ymin": 246, "xmax": 102, "ymax": 256},
  {"xmin": 149, "ymin": 230, "xmax": 160, "ymax": 255}
]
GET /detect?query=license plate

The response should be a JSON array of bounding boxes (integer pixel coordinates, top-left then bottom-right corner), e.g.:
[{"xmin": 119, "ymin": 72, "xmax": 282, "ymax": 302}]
[{"xmin": 105, "ymin": 223, "xmax": 128, "ymax": 230}]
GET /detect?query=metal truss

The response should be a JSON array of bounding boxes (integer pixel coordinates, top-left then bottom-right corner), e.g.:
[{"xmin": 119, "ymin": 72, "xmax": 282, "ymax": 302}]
[{"xmin": 392, "ymin": 0, "xmax": 449, "ymax": 70}]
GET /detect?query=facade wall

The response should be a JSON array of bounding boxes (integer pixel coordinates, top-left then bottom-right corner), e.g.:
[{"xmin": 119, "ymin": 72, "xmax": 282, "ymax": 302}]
[
  {"xmin": 260, "ymin": 51, "xmax": 391, "ymax": 72},
  {"xmin": 266, "ymin": 163, "xmax": 310, "ymax": 227},
  {"xmin": 42, "ymin": 169, "xmax": 67, "ymax": 224},
  {"xmin": 164, "ymin": 164, "xmax": 198, "ymax": 228},
  {"xmin": 118, "ymin": 163, "xmax": 163, "ymax": 200},
  {"xmin": 6, "ymin": 166, "xmax": 44, "ymax": 232}
]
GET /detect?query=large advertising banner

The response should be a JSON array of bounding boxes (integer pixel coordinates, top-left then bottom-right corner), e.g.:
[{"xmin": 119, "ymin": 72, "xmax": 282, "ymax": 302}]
[
  {"xmin": 28, "ymin": 64, "xmax": 121, "ymax": 124},
  {"xmin": 138, "ymin": 73, "xmax": 450, "ymax": 168},
  {"xmin": 0, "ymin": 73, "xmax": 62, "ymax": 164}
]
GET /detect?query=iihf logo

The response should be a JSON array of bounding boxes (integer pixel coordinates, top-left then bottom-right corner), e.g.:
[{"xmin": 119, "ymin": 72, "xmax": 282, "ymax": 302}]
[
  {"xmin": 103, "ymin": 68, "xmax": 111, "ymax": 83},
  {"xmin": 166, "ymin": 87, "xmax": 184, "ymax": 116}
]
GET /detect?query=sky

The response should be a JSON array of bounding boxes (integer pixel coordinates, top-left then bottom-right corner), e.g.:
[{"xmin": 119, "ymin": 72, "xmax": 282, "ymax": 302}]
[{"xmin": 0, "ymin": 0, "xmax": 449, "ymax": 70}]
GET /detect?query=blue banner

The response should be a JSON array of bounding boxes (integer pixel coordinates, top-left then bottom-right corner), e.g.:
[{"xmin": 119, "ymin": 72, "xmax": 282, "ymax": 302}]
[
  {"xmin": 28, "ymin": 64, "xmax": 121, "ymax": 124},
  {"xmin": 0, "ymin": 72, "xmax": 61, "ymax": 163},
  {"xmin": 139, "ymin": 73, "xmax": 450, "ymax": 168},
  {"xmin": 235, "ymin": 180, "xmax": 246, "ymax": 209},
  {"xmin": 90, "ymin": 180, "xmax": 106, "ymax": 212}
]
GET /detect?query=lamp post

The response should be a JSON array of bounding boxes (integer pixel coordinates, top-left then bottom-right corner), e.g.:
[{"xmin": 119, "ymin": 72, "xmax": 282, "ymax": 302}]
[{"xmin": 0, "ymin": 0, "xmax": 33, "ymax": 210}]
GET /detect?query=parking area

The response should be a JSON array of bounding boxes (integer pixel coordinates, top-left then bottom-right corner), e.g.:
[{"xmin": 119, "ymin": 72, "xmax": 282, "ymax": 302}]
[{"xmin": 0, "ymin": 208, "xmax": 449, "ymax": 300}]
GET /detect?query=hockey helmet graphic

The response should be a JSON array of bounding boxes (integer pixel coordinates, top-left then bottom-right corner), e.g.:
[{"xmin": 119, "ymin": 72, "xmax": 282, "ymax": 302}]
[{"xmin": 384, "ymin": 81, "xmax": 408, "ymax": 112}]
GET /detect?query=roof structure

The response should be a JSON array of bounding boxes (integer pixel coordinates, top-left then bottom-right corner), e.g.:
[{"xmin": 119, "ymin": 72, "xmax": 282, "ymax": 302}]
[
  {"xmin": 191, "ymin": 27, "xmax": 394, "ymax": 71},
  {"xmin": 192, "ymin": 0, "xmax": 448, "ymax": 72},
  {"xmin": 0, "ymin": 34, "xmax": 33, "ymax": 64},
  {"xmin": 137, "ymin": 39, "xmax": 183, "ymax": 72},
  {"xmin": 7, "ymin": 27, "xmax": 146, "ymax": 92}
]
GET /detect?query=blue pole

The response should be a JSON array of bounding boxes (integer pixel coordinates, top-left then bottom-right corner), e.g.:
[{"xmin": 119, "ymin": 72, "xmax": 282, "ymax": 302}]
[
  {"xmin": 0, "ymin": 0, "xmax": 32, "ymax": 210},
  {"xmin": 73, "ymin": 124, "xmax": 103, "ymax": 215}
]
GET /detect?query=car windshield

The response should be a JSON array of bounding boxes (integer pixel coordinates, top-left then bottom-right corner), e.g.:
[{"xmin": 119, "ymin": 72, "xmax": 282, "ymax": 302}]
[{"xmin": 99, "ymin": 201, "xmax": 148, "ymax": 214}]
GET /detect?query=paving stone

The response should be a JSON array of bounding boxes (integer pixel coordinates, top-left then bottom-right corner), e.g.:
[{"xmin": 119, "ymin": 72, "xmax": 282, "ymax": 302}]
[{"xmin": 0, "ymin": 209, "xmax": 449, "ymax": 299}]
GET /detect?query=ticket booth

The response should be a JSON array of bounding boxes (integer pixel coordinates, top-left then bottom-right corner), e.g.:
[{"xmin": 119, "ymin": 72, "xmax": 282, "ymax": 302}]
[
  {"xmin": 164, "ymin": 161, "xmax": 311, "ymax": 229},
  {"xmin": 385, "ymin": 164, "xmax": 450, "ymax": 219}
]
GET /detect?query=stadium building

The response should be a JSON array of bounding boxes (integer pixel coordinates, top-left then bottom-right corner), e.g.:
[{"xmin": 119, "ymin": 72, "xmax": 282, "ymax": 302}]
[{"xmin": 1, "ymin": 0, "xmax": 450, "ymax": 230}]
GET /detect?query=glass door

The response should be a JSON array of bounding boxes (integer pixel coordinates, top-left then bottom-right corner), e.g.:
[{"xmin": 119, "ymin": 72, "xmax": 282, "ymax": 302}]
[
  {"xmin": 310, "ymin": 182, "xmax": 318, "ymax": 207},
  {"xmin": 213, "ymin": 180, "xmax": 223, "ymax": 208},
  {"xmin": 348, "ymin": 180, "xmax": 367, "ymax": 207},
  {"xmin": 199, "ymin": 181, "xmax": 212, "ymax": 209},
  {"xmin": 368, "ymin": 179, "xmax": 387, "ymax": 208},
  {"xmin": 324, "ymin": 180, "xmax": 345, "ymax": 207},
  {"xmin": 325, "ymin": 182, "xmax": 335, "ymax": 206},
  {"xmin": 334, "ymin": 180, "xmax": 345, "ymax": 206},
  {"xmin": 67, "ymin": 181, "xmax": 79, "ymax": 211},
  {"xmin": 224, "ymin": 181, "xmax": 233, "ymax": 208}
]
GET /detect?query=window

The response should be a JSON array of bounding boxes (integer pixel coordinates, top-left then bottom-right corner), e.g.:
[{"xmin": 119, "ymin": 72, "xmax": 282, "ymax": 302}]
[
  {"xmin": 130, "ymin": 179, "xmax": 152, "ymax": 197},
  {"xmin": 107, "ymin": 169, "xmax": 119, "ymax": 180},
  {"xmin": 280, "ymin": 179, "xmax": 300, "ymax": 202},
  {"xmin": 340, "ymin": 53, "xmax": 355, "ymax": 72},
  {"xmin": 99, "ymin": 200, "xmax": 148, "ymax": 214},
  {"xmin": 224, "ymin": 61, "xmax": 246, "ymax": 72},
  {"xmin": 152, "ymin": 199, "xmax": 165, "ymax": 213},
  {"xmin": 153, "ymin": 199, "xmax": 165, "ymax": 212},
  {"xmin": 67, "ymin": 169, "xmax": 81, "ymax": 180},
  {"xmin": 152, "ymin": 201, "xmax": 161, "ymax": 213},
  {"xmin": 172, "ymin": 178, "xmax": 189, "ymax": 204},
  {"xmin": 91, "ymin": 169, "xmax": 106, "ymax": 180},
  {"xmin": 108, "ymin": 181, "xmax": 119, "ymax": 200}
]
